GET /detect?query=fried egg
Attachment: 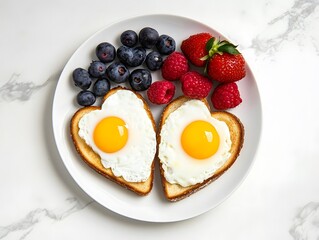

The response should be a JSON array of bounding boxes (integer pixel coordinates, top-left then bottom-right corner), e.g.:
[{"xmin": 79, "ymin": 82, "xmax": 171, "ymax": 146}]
[
  {"xmin": 78, "ymin": 90, "xmax": 156, "ymax": 182},
  {"xmin": 158, "ymin": 99, "xmax": 232, "ymax": 187}
]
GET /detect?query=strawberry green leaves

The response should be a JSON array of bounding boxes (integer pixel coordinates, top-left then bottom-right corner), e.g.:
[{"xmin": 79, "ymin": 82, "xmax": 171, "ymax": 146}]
[
  {"xmin": 201, "ymin": 37, "xmax": 240, "ymax": 61},
  {"xmin": 200, "ymin": 37, "xmax": 242, "ymax": 73},
  {"xmin": 218, "ymin": 41, "xmax": 240, "ymax": 55}
]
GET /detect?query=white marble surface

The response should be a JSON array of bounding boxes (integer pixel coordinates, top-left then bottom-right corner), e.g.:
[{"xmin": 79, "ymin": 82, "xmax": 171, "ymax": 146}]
[{"xmin": 1, "ymin": 0, "xmax": 319, "ymax": 239}]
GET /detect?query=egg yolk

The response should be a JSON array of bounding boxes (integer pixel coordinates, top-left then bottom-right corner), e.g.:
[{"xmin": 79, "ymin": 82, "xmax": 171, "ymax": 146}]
[
  {"xmin": 93, "ymin": 116, "xmax": 128, "ymax": 153},
  {"xmin": 181, "ymin": 120, "xmax": 220, "ymax": 160}
]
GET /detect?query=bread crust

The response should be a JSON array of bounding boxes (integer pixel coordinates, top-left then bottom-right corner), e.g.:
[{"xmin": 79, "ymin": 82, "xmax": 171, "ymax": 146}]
[
  {"xmin": 157, "ymin": 96, "xmax": 244, "ymax": 201},
  {"xmin": 70, "ymin": 87, "xmax": 156, "ymax": 196}
]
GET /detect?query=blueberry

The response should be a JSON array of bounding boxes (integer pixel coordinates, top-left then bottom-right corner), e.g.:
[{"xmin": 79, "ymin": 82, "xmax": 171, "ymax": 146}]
[
  {"xmin": 129, "ymin": 69, "xmax": 152, "ymax": 91},
  {"xmin": 117, "ymin": 46, "xmax": 146, "ymax": 67},
  {"xmin": 120, "ymin": 30, "xmax": 138, "ymax": 47},
  {"xmin": 156, "ymin": 34, "xmax": 176, "ymax": 55},
  {"xmin": 106, "ymin": 62, "xmax": 130, "ymax": 83},
  {"xmin": 72, "ymin": 68, "xmax": 92, "ymax": 90},
  {"xmin": 77, "ymin": 90, "xmax": 96, "ymax": 106},
  {"xmin": 93, "ymin": 78, "xmax": 110, "ymax": 97},
  {"xmin": 96, "ymin": 42, "xmax": 116, "ymax": 63},
  {"xmin": 88, "ymin": 61, "xmax": 106, "ymax": 78},
  {"xmin": 139, "ymin": 27, "xmax": 159, "ymax": 49},
  {"xmin": 145, "ymin": 51, "xmax": 163, "ymax": 71}
]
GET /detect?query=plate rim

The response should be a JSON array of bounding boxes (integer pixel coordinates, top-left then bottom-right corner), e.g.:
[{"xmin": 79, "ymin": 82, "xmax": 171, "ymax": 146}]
[{"xmin": 52, "ymin": 13, "xmax": 262, "ymax": 222}]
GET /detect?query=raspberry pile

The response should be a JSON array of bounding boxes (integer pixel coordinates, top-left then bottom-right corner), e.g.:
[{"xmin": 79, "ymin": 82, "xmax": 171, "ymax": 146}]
[{"xmin": 146, "ymin": 32, "xmax": 246, "ymax": 110}]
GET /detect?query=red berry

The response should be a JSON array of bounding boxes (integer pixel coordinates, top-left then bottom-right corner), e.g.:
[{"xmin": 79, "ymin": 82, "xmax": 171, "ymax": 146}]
[
  {"xmin": 207, "ymin": 53, "xmax": 246, "ymax": 83},
  {"xmin": 161, "ymin": 52, "xmax": 189, "ymax": 81},
  {"xmin": 147, "ymin": 80, "xmax": 176, "ymax": 105},
  {"xmin": 211, "ymin": 82, "xmax": 242, "ymax": 110},
  {"xmin": 180, "ymin": 71, "xmax": 213, "ymax": 99},
  {"xmin": 181, "ymin": 32, "xmax": 212, "ymax": 67}
]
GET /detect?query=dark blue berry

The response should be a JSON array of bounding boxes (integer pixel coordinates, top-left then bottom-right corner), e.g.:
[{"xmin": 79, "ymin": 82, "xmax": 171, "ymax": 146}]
[
  {"xmin": 72, "ymin": 68, "xmax": 92, "ymax": 90},
  {"xmin": 120, "ymin": 30, "xmax": 138, "ymax": 47},
  {"xmin": 88, "ymin": 61, "xmax": 106, "ymax": 78},
  {"xmin": 117, "ymin": 46, "xmax": 146, "ymax": 67},
  {"xmin": 96, "ymin": 42, "xmax": 116, "ymax": 63},
  {"xmin": 156, "ymin": 34, "xmax": 176, "ymax": 55},
  {"xmin": 129, "ymin": 69, "xmax": 152, "ymax": 91},
  {"xmin": 139, "ymin": 27, "xmax": 159, "ymax": 49},
  {"xmin": 77, "ymin": 90, "xmax": 96, "ymax": 106},
  {"xmin": 93, "ymin": 78, "xmax": 110, "ymax": 97},
  {"xmin": 106, "ymin": 62, "xmax": 130, "ymax": 83},
  {"xmin": 145, "ymin": 51, "xmax": 163, "ymax": 71}
]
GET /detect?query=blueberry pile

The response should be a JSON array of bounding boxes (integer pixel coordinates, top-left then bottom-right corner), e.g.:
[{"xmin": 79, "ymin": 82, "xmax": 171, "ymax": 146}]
[{"xmin": 72, "ymin": 27, "xmax": 176, "ymax": 106}]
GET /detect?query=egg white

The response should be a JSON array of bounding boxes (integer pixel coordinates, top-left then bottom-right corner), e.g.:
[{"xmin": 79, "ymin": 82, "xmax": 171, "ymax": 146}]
[
  {"xmin": 158, "ymin": 100, "xmax": 232, "ymax": 187},
  {"xmin": 78, "ymin": 90, "xmax": 156, "ymax": 182}
]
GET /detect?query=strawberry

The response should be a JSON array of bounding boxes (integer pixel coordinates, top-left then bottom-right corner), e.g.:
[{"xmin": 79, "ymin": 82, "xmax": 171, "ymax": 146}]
[
  {"xmin": 203, "ymin": 37, "xmax": 246, "ymax": 82},
  {"xmin": 181, "ymin": 32, "xmax": 212, "ymax": 67},
  {"xmin": 207, "ymin": 53, "xmax": 246, "ymax": 82}
]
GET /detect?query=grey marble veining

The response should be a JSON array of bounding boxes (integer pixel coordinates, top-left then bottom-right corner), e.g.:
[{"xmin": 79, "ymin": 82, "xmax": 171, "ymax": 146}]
[
  {"xmin": 290, "ymin": 202, "xmax": 319, "ymax": 239},
  {"xmin": 248, "ymin": 0, "xmax": 319, "ymax": 238},
  {"xmin": 0, "ymin": 0, "xmax": 318, "ymax": 237},
  {"xmin": 0, "ymin": 72, "xmax": 59, "ymax": 102},
  {"xmin": 0, "ymin": 198, "xmax": 93, "ymax": 239},
  {"xmin": 250, "ymin": 0, "xmax": 319, "ymax": 55}
]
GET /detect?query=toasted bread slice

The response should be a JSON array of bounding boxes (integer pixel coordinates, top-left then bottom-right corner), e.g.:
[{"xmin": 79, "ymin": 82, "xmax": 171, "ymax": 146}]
[
  {"xmin": 70, "ymin": 87, "xmax": 156, "ymax": 196},
  {"xmin": 158, "ymin": 96, "xmax": 244, "ymax": 201}
]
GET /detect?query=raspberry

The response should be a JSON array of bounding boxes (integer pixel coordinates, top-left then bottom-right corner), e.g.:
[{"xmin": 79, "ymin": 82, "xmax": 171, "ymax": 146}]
[
  {"xmin": 211, "ymin": 82, "xmax": 242, "ymax": 110},
  {"xmin": 161, "ymin": 52, "xmax": 189, "ymax": 81},
  {"xmin": 147, "ymin": 80, "xmax": 175, "ymax": 105},
  {"xmin": 180, "ymin": 71, "xmax": 213, "ymax": 99}
]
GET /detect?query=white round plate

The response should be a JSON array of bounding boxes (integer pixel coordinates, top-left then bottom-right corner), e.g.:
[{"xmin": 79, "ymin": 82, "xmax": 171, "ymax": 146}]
[{"xmin": 52, "ymin": 14, "xmax": 262, "ymax": 222}]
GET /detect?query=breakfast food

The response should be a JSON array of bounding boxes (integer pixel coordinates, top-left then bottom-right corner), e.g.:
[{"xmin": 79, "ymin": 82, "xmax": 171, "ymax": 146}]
[
  {"xmin": 156, "ymin": 34, "xmax": 176, "ymax": 55},
  {"xmin": 95, "ymin": 42, "xmax": 116, "ymax": 63},
  {"xmin": 181, "ymin": 32, "xmax": 213, "ymax": 67},
  {"xmin": 117, "ymin": 46, "xmax": 146, "ymax": 67},
  {"xmin": 145, "ymin": 51, "xmax": 163, "ymax": 71},
  {"xmin": 70, "ymin": 87, "xmax": 157, "ymax": 195},
  {"xmin": 106, "ymin": 62, "xmax": 130, "ymax": 83},
  {"xmin": 180, "ymin": 71, "xmax": 213, "ymax": 99},
  {"xmin": 158, "ymin": 96, "xmax": 244, "ymax": 201},
  {"xmin": 147, "ymin": 80, "xmax": 176, "ymax": 105},
  {"xmin": 73, "ymin": 68, "xmax": 92, "ymax": 90},
  {"xmin": 211, "ymin": 82, "xmax": 242, "ymax": 110},
  {"xmin": 207, "ymin": 52, "xmax": 246, "ymax": 83},
  {"xmin": 120, "ymin": 30, "xmax": 138, "ymax": 47},
  {"xmin": 92, "ymin": 78, "xmax": 110, "ymax": 97},
  {"xmin": 129, "ymin": 69, "xmax": 152, "ymax": 91},
  {"xmin": 161, "ymin": 52, "xmax": 189, "ymax": 81},
  {"xmin": 180, "ymin": 33, "xmax": 246, "ymax": 109},
  {"xmin": 70, "ymin": 26, "xmax": 248, "ymax": 200},
  {"xmin": 72, "ymin": 27, "xmax": 176, "ymax": 107},
  {"xmin": 139, "ymin": 27, "xmax": 159, "ymax": 49},
  {"xmin": 88, "ymin": 60, "xmax": 107, "ymax": 78},
  {"xmin": 77, "ymin": 90, "xmax": 96, "ymax": 106},
  {"xmin": 204, "ymin": 37, "xmax": 246, "ymax": 82}
]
